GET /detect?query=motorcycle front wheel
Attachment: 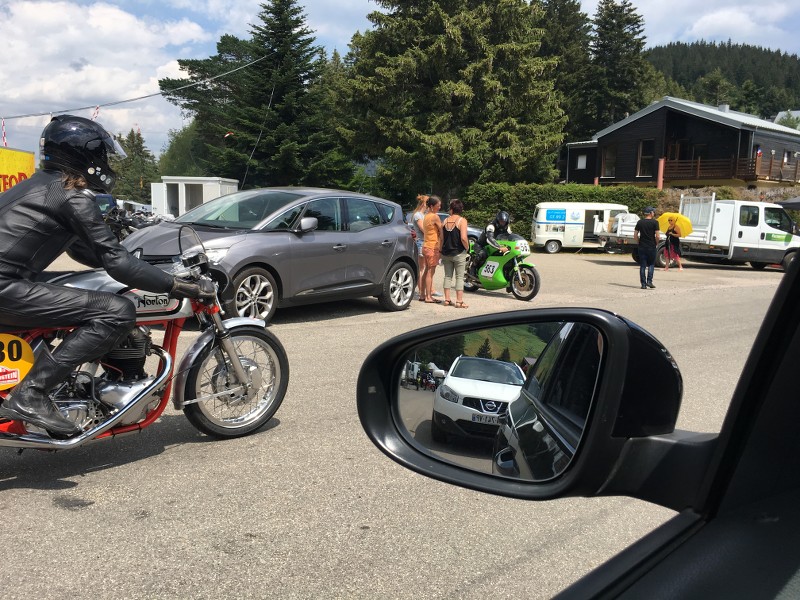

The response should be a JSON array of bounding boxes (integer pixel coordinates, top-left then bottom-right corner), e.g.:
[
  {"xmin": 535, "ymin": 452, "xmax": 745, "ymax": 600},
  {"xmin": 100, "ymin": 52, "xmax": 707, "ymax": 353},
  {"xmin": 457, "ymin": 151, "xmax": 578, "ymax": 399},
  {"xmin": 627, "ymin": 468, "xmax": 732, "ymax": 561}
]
[
  {"xmin": 510, "ymin": 265, "xmax": 541, "ymax": 301},
  {"xmin": 183, "ymin": 327, "xmax": 289, "ymax": 438}
]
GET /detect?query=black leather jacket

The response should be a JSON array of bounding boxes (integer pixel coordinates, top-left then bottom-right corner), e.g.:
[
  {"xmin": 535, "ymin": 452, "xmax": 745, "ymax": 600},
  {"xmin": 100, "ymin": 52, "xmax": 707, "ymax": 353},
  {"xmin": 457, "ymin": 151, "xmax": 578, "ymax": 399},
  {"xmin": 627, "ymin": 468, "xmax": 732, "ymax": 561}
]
[
  {"xmin": 477, "ymin": 218, "xmax": 512, "ymax": 250},
  {"xmin": 0, "ymin": 170, "xmax": 173, "ymax": 292}
]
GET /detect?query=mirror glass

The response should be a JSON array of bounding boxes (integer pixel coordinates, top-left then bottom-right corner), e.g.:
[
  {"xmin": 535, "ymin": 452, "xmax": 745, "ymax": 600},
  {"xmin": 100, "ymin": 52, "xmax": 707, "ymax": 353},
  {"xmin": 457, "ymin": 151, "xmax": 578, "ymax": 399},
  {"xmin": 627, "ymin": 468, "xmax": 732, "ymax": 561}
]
[{"xmin": 397, "ymin": 321, "xmax": 603, "ymax": 481}]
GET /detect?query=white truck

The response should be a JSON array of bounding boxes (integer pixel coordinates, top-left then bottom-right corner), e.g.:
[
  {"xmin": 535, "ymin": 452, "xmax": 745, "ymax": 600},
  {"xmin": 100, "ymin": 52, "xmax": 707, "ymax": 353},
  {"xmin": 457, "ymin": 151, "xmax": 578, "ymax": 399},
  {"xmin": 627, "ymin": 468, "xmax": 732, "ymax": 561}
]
[{"xmin": 598, "ymin": 194, "xmax": 800, "ymax": 270}]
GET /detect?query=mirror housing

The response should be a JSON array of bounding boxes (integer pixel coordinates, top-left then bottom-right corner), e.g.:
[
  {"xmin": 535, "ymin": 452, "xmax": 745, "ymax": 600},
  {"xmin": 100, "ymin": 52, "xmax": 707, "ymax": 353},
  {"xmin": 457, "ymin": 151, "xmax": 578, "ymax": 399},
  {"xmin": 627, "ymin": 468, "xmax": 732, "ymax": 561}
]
[
  {"xmin": 298, "ymin": 216, "xmax": 318, "ymax": 233},
  {"xmin": 357, "ymin": 309, "xmax": 684, "ymax": 502}
]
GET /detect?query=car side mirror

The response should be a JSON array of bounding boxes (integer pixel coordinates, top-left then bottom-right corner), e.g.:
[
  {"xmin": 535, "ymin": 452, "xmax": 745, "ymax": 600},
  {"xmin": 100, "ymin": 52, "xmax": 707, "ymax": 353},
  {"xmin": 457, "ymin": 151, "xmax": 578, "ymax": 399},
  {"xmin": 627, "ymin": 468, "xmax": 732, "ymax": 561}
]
[
  {"xmin": 298, "ymin": 216, "xmax": 318, "ymax": 233},
  {"xmin": 357, "ymin": 309, "xmax": 685, "ymax": 502}
]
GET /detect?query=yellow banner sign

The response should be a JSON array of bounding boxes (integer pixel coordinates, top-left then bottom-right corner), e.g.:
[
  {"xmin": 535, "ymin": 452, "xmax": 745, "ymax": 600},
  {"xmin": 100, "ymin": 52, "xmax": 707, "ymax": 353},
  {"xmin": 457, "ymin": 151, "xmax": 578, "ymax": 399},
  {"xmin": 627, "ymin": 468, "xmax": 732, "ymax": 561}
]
[{"xmin": 0, "ymin": 147, "xmax": 36, "ymax": 192}]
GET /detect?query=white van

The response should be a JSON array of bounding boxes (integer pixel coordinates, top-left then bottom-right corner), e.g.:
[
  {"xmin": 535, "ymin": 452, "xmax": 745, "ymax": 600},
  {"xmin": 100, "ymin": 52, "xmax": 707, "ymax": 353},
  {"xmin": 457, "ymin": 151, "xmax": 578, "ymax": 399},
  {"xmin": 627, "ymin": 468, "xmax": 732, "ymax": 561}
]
[{"xmin": 531, "ymin": 202, "xmax": 629, "ymax": 253}]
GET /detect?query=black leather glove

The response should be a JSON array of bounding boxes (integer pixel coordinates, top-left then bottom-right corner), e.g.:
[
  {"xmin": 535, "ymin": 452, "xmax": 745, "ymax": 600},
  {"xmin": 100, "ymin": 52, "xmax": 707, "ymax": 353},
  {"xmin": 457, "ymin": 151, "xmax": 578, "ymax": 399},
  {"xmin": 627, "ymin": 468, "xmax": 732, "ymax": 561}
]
[{"xmin": 171, "ymin": 277, "xmax": 216, "ymax": 301}]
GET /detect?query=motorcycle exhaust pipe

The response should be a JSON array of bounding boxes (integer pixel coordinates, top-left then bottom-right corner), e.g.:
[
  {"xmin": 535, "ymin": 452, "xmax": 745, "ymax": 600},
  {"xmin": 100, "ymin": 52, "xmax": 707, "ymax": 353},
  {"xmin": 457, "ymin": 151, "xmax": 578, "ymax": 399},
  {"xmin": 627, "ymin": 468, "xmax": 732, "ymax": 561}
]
[{"xmin": 0, "ymin": 347, "xmax": 173, "ymax": 450}]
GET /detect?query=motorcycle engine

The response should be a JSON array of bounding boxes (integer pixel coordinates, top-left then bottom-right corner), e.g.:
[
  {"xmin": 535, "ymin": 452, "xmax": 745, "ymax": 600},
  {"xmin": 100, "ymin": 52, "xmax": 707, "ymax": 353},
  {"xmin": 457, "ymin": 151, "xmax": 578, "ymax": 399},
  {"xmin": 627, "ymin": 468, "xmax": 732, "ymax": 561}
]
[{"xmin": 102, "ymin": 326, "xmax": 151, "ymax": 381}]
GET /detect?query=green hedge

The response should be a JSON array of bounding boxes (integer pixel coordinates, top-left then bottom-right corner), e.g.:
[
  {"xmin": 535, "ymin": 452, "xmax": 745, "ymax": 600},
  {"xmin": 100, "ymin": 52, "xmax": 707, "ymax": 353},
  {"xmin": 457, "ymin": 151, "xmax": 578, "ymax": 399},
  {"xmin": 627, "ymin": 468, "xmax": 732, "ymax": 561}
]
[{"xmin": 460, "ymin": 183, "xmax": 664, "ymax": 233}]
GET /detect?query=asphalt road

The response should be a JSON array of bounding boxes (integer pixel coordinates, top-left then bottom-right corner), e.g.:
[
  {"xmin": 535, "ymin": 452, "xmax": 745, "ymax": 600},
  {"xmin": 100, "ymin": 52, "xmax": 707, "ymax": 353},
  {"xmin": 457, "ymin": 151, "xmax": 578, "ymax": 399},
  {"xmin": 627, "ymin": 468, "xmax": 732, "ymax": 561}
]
[{"xmin": 0, "ymin": 251, "xmax": 783, "ymax": 599}]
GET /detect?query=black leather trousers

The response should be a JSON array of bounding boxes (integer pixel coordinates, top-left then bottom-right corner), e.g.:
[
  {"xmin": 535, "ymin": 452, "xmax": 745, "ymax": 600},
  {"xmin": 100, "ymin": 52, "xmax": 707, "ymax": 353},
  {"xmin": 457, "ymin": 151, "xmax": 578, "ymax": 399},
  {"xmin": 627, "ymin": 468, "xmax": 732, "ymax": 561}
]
[{"xmin": 0, "ymin": 278, "xmax": 135, "ymax": 366}]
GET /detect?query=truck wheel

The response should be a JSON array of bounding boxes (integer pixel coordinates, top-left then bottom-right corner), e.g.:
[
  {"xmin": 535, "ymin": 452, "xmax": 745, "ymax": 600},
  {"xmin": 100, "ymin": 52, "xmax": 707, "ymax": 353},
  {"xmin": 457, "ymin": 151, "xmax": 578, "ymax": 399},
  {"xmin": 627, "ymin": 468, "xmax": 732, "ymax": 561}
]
[
  {"xmin": 631, "ymin": 249, "xmax": 640, "ymax": 263},
  {"xmin": 750, "ymin": 262, "xmax": 768, "ymax": 271},
  {"xmin": 656, "ymin": 246, "xmax": 674, "ymax": 268},
  {"xmin": 782, "ymin": 252, "xmax": 796, "ymax": 272},
  {"xmin": 544, "ymin": 240, "xmax": 561, "ymax": 254}
]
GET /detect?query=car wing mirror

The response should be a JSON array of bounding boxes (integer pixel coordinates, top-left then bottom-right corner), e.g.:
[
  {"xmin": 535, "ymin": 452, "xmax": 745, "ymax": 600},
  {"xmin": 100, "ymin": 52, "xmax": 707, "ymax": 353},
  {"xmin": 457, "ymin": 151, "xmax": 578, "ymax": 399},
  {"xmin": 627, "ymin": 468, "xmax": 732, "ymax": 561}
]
[
  {"xmin": 357, "ymin": 309, "xmax": 684, "ymax": 502},
  {"xmin": 297, "ymin": 216, "xmax": 318, "ymax": 233}
]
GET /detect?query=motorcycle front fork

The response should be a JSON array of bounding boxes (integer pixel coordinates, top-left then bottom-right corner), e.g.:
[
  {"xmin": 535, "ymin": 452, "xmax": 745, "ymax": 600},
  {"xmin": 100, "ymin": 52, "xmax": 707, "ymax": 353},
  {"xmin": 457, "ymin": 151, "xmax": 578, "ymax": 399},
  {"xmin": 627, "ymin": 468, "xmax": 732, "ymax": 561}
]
[{"xmin": 209, "ymin": 311, "xmax": 251, "ymax": 389}]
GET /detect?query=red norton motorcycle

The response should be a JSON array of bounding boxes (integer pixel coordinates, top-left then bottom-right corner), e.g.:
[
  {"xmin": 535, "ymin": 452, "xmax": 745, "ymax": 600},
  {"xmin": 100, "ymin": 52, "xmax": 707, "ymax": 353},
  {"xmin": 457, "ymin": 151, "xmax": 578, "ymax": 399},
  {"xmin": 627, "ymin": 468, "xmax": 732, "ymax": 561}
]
[{"xmin": 0, "ymin": 227, "xmax": 289, "ymax": 450}]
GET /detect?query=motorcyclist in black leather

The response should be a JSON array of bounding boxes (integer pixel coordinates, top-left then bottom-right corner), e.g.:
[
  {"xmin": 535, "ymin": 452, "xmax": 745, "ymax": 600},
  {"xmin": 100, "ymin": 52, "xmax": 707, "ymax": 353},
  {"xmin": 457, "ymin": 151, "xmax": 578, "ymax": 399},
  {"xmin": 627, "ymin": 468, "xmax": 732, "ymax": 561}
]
[
  {"xmin": 469, "ymin": 211, "xmax": 512, "ymax": 277},
  {"xmin": 0, "ymin": 115, "xmax": 212, "ymax": 436}
]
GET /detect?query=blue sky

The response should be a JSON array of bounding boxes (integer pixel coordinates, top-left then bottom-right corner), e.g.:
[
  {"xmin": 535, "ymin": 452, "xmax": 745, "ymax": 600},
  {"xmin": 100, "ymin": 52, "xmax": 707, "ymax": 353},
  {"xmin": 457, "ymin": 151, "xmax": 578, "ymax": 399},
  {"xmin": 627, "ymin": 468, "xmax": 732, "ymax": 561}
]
[{"xmin": 2, "ymin": 0, "xmax": 799, "ymax": 158}]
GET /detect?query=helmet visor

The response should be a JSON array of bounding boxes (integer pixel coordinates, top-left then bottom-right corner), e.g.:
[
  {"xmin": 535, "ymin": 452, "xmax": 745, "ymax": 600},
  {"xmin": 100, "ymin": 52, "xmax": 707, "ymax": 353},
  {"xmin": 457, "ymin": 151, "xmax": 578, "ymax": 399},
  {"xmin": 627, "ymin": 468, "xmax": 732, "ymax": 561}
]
[{"xmin": 85, "ymin": 134, "xmax": 127, "ymax": 161}]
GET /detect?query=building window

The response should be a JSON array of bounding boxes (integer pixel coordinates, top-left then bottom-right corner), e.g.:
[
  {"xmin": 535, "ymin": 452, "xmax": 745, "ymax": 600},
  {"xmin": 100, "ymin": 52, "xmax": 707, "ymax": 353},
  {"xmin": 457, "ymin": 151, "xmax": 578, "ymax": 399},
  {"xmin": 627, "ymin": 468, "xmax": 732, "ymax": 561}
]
[
  {"xmin": 601, "ymin": 145, "xmax": 617, "ymax": 178},
  {"xmin": 576, "ymin": 154, "xmax": 587, "ymax": 170},
  {"xmin": 637, "ymin": 139, "xmax": 655, "ymax": 177},
  {"xmin": 784, "ymin": 150, "xmax": 792, "ymax": 164}
]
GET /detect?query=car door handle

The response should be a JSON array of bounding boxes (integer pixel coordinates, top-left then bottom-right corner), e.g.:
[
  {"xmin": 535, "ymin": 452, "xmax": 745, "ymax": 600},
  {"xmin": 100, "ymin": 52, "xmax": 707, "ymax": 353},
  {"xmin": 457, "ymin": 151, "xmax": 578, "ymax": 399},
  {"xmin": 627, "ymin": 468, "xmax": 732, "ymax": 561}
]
[
  {"xmin": 738, "ymin": 231, "xmax": 743, "ymax": 238},
  {"xmin": 380, "ymin": 240, "xmax": 393, "ymax": 247},
  {"xmin": 333, "ymin": 244, "xmax": 347, "ymax": 251},
  {"xmin": 761, "ymin": 232, "xmax": 765, "ymax": 240}
]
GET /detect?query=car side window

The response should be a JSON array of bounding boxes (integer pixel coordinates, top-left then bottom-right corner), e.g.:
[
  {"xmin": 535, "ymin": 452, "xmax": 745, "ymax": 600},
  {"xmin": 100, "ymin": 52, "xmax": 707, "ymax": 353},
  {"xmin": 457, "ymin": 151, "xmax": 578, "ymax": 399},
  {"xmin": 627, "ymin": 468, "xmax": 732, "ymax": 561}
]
[
  {"xmin": 304, "ymin": 198, "xmax": 342, "ymax": 231},
  {"xmin": 378, "ymin": 203, "xmax": 395, "ymax": 222},
  {"xmin": 524, "ymin": 323, "xmax": 602, "ymax": 430},
  {"xmin": 346, "ymin": 198, "xmax": 383, "ymax": 232},
  {"xmin": 764, "ymin": 207, "xmax": 792, "ymax": 234},
  {"xmin": 262, "ymin": 205, "xmax": 303, "ymax": 231},
  {"xmin": 739, "ymin": 205, "xmax": 759, "ymax": 227}
]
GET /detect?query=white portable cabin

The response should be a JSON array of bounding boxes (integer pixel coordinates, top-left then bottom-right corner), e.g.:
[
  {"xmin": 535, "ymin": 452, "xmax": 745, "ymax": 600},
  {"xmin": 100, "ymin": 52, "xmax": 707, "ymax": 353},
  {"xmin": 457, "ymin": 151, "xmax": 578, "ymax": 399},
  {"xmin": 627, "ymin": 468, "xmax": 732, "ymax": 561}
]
[
  {"xmin": 531, "ymin": 202, "xmax": 629, "ymax": 253},
  {"xmin": 150, "ymin": 176, "xmax": 239, "ymax": 218}
]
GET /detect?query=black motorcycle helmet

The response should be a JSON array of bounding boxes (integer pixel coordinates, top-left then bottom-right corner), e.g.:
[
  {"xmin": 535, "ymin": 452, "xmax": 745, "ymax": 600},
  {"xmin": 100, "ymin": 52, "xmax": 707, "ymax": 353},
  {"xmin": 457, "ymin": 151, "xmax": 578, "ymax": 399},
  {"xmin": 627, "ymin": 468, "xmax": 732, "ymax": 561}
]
[
  {"xmin": 496, "ymin": 211, "xmax": 510, "ymax": 227},
  {"xmin": 40, "ymin": 115, "xmax": 126, "ymax": 193}
]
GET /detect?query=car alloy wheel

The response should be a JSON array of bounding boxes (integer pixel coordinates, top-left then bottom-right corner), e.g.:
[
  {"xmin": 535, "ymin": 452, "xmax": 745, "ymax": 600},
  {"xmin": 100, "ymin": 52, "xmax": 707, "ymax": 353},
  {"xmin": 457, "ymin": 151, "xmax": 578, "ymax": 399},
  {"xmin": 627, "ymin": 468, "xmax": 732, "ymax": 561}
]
[
  {"xmin": 379, "ymin": 262, "xmax": 415, "ymax": 311},
  {"xmin": 229, "ymin": 267, "xmax": 278, "ymax": 322}
]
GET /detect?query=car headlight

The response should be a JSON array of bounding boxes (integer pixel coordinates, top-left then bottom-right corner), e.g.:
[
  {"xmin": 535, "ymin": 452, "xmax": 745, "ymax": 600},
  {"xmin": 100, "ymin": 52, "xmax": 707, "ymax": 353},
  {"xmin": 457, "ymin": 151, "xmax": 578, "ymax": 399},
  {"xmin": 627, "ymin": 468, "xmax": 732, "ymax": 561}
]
[
  {"xmin": 439, "ymin": 384, "xmax": 460, "ymax": 403},
  {"xmin": 203, "ymin": 248, "xmax": 230, "ymax": 264}
]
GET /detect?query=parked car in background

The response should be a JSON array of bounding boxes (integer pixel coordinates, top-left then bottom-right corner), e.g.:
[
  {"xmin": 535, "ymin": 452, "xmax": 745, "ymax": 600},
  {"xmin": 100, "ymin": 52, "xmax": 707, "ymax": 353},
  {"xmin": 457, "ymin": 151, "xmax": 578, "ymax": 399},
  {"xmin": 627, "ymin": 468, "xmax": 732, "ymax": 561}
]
[
  {"xmin": 431, "ymin": 355, "xmax": 526, "ymax": 443},
  {"xmin": 122, "ymin": 187, "xmax": 418, "ymax": 322}
]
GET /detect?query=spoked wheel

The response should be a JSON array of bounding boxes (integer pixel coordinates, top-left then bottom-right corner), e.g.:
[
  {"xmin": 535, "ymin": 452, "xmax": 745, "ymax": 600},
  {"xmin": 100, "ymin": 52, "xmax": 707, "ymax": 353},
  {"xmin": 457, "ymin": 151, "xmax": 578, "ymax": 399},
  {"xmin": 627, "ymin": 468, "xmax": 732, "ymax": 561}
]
[
  {"xmin": 183, "ymin": 327, "xmax": 289, "ymax": 438},
  {"xmin": 510, "ymin": 265, "xmax": 541, "ymax": 301}
]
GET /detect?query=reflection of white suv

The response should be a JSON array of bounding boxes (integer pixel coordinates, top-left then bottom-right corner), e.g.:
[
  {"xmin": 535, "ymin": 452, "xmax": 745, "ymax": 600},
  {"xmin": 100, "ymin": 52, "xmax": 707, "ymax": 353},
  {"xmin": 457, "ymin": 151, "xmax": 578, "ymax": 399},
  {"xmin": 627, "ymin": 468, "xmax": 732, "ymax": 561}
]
[{"xmin": 431, "ymin": 356, "xmax": 525, "ymax": 443}]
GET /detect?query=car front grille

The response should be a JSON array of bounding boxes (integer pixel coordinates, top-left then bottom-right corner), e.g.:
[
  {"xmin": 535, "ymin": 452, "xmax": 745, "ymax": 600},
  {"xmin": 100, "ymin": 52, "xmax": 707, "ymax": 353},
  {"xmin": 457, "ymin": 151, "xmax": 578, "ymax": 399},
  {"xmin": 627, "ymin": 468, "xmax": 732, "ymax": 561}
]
[{"xmin": 462, "ymin": 397, "xmax": 508, "ymax": 415}]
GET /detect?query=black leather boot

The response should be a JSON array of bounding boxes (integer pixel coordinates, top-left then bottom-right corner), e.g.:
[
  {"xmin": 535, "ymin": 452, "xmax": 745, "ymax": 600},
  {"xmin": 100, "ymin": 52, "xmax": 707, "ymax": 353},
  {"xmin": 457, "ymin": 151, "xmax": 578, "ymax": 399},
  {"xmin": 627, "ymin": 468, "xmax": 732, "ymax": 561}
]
[{"xmin": 0, "ymin": 351, "xmax": 81, "ymax": 436}]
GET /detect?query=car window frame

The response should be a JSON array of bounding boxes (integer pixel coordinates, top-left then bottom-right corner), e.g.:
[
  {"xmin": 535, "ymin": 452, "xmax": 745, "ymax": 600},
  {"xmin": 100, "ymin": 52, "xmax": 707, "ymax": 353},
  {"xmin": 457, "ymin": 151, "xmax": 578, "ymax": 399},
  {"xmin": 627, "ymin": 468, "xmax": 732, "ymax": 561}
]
[
  {"xmin": 521, "ymin": 323, "xmax": 602, "ymax": 449},
  {"xmin": 300, "ymin": 197, "xmax": 344, "ymax": 232},
  {"xmin": 343, "ymin": 197, "xmax": 384, "ymax": 233}
]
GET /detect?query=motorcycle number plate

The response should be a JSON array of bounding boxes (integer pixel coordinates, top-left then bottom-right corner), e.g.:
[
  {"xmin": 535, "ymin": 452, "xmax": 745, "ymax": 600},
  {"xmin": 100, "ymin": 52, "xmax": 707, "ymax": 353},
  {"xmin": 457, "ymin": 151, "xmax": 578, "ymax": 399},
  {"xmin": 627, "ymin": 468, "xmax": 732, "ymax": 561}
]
[
  {"xmin": 0, "ymin": 334, "xmax": 35, "ymax": 391},
  {"xmin": 481, "ymin": 261, "xmax": 499, "ymax": 278}
]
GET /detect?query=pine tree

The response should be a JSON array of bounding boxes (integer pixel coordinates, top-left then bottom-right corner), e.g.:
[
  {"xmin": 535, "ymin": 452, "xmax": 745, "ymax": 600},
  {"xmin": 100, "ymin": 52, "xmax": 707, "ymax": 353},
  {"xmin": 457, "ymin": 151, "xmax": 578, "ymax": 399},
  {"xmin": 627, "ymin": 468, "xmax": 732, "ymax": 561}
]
[
  {"xmin": 113, "ymin": 129, "xmax": 159, "ymax": 204},
  {"xmin": 158, "ymin": 121, "xmax": 208, "ymax": 176},
  {"xmin": 538, "ymin": 0, "xmax": 593, "ymax": 142},
  {"xmin": 159, "ymin": 0, "xmax": 341, "ymax": 188},
  {"xmin": 344, "ymin": 0, "xmax": 566, "ymax": 199},
  {"xmin": 476, "ymin": 338, "xmax": 493, "ymax": 359},
  {"xmin": 587, "ymin": 0, "xmax": 649, "ymax": 130}
]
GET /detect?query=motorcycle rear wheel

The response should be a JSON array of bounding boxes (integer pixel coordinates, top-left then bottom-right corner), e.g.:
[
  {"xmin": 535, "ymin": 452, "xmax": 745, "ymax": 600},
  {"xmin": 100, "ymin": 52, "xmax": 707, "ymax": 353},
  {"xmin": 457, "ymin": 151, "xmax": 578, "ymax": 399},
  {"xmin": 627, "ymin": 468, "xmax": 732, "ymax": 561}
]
[
  {"xmin": 510, "ymin": 265, "xmax": 541, "ymax": 301},
  {"xmin": 183, "ymin": 327, "xmax": 289, "ymax": 438}
]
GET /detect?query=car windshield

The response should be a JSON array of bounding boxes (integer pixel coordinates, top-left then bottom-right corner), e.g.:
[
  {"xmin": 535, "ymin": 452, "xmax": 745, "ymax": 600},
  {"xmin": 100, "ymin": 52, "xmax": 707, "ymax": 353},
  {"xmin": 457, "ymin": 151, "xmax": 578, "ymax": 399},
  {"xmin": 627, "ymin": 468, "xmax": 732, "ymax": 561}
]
[
  {"xmin": 174, "ymin": 189, "xmax": 303, "ymax": 230},
  {"xmin": 450, "ymin": 357, "xmax": 525, "ymax": 385}
]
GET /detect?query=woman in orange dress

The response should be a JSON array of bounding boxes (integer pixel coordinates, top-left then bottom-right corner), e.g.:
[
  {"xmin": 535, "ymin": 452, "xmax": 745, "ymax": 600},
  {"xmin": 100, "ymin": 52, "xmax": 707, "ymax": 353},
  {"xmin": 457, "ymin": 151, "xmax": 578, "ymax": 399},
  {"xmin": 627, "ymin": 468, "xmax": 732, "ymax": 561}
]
[{"xmin": 421, "ymin": 196, "xmax": 443, "ymax": 302}]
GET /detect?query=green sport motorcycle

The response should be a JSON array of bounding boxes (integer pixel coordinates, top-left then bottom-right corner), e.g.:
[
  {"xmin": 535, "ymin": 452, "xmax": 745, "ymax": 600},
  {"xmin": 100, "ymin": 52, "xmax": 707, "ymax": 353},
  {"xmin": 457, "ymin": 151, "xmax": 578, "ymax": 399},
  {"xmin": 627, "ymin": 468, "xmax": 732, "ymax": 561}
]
[{"xmin": 465, "ymin": 234, "xmax": 541, "ymax": 301}]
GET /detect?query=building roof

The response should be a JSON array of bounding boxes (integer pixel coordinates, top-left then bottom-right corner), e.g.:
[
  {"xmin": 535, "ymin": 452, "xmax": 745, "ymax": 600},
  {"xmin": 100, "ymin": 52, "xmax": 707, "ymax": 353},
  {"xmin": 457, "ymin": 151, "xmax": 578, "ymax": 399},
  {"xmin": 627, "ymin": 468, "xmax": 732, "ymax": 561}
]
[{"xmin": 594, "ymin": 96, "xmax": 800, "ymax": 141}]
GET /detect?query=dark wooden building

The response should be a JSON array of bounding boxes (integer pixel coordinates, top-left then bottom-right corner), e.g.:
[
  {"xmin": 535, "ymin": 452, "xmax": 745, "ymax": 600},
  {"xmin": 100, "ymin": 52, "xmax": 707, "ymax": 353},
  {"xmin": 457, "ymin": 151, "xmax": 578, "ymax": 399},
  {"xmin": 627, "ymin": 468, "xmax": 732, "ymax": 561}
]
[{"xmin": 566, "ymin": 97, "xmax": 800, "ymax": 188}]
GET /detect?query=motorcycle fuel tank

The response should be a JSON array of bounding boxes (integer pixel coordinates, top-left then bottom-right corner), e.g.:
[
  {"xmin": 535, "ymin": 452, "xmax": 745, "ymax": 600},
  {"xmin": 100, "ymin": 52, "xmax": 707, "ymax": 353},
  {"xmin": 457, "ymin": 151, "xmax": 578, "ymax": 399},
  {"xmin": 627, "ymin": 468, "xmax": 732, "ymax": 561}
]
[{"xmin": 50, "ymin": 269, "xmax": 194, "ymax": 320}]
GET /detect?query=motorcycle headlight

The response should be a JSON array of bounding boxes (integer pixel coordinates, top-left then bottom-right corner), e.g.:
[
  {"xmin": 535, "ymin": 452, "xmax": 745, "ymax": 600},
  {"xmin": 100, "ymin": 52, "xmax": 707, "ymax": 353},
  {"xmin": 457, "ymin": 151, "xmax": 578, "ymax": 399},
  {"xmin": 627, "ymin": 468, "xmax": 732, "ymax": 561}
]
[
  {"xmin": 439, "ymin": 384, "xmax": 460, "ymax": 403},
  {"xmin": 203, "ymin": 248, "xmax": 230, "ymax": 264}
]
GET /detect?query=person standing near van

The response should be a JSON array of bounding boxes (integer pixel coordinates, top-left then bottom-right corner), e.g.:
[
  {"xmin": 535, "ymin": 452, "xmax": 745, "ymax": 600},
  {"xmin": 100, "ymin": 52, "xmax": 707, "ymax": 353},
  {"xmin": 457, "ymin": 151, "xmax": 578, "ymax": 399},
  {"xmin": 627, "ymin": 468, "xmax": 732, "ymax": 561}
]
[
  {"xmin": 634, "ymin": 207, "xmax": 661, "ymax": 289},
  {"xmin": 440, "ymin": 199, "xmax": 470, "ymax": 308}
]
